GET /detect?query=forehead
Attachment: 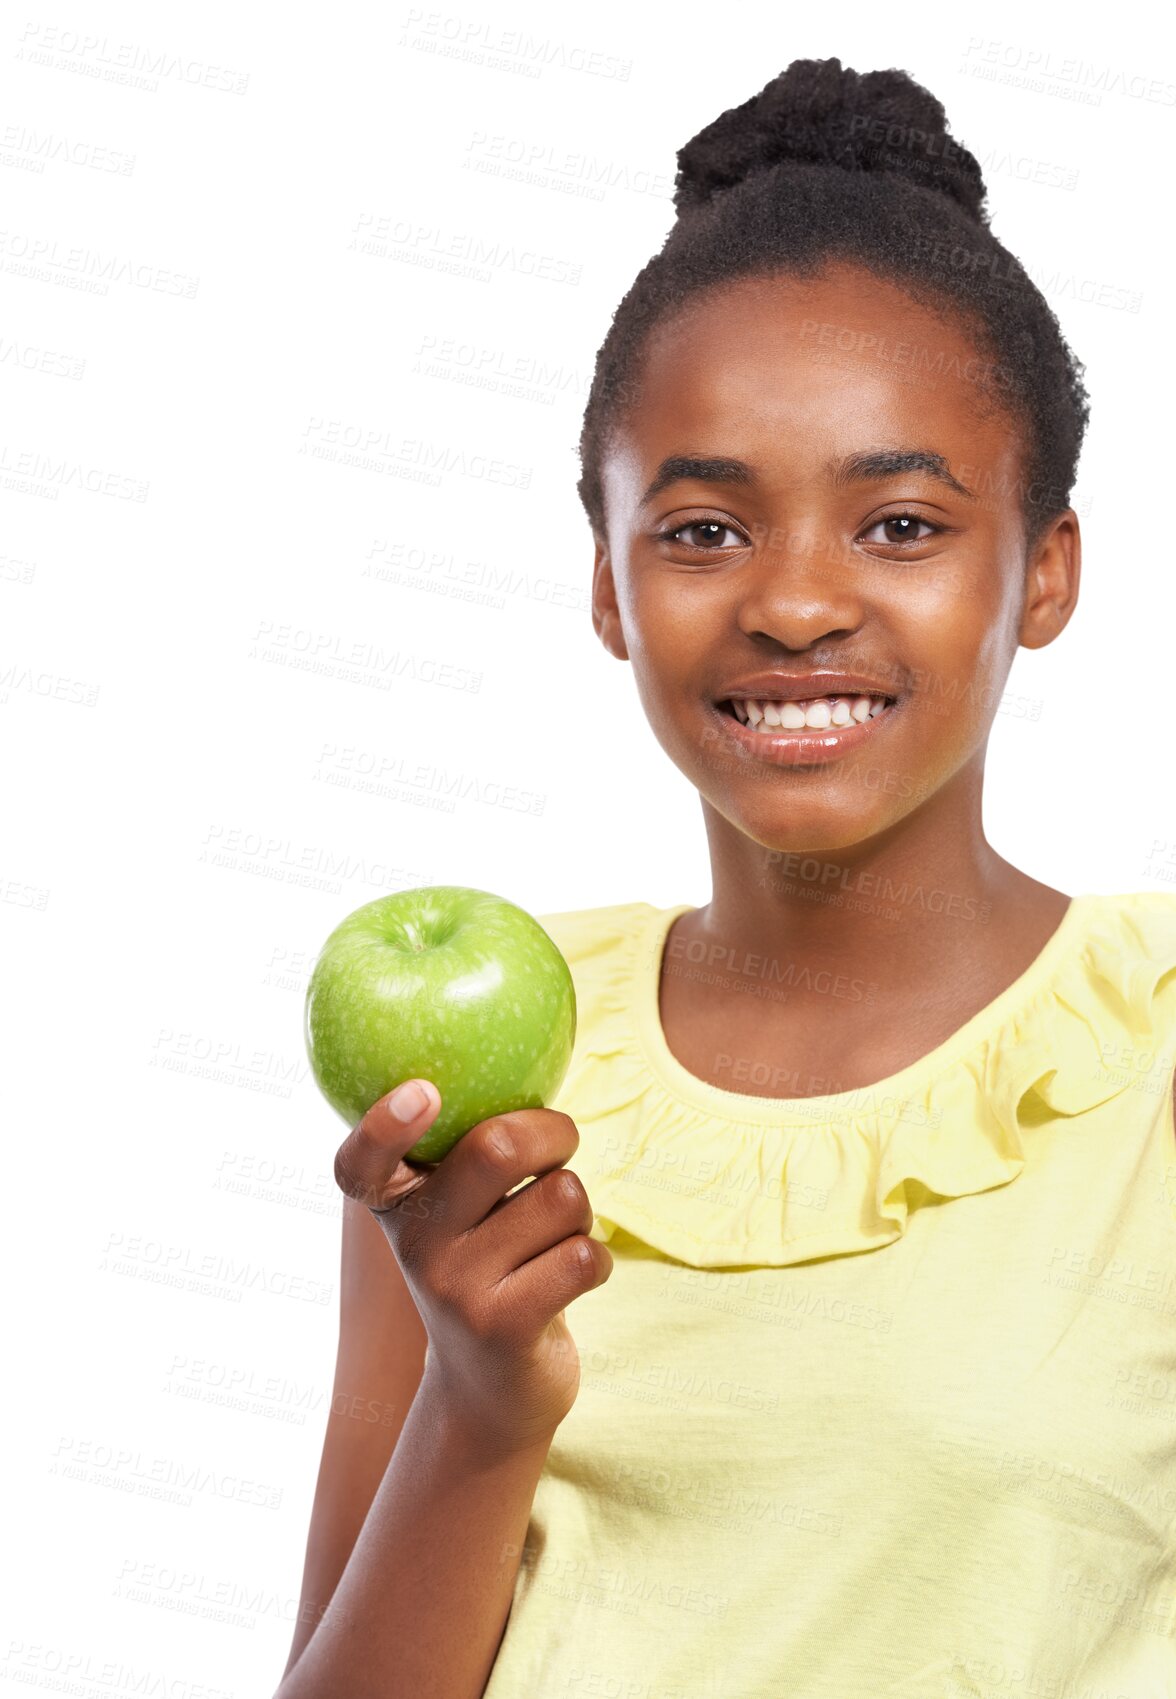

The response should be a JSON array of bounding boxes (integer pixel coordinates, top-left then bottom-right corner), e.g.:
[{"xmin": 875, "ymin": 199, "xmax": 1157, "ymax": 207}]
[{"xmin": 608, "ymin": 264, "xmax": 1018, "ymax": 499}]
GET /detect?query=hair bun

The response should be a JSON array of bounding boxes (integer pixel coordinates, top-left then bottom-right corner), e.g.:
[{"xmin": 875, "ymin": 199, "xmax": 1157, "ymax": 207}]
[{"xmin": 674, "ymin": 57, "xmax": 989, "ymax": 227}]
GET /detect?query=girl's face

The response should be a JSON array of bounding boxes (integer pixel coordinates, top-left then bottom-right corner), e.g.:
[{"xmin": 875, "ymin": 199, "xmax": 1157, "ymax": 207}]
[{"xmin": 592, "ymin": 262, "xmax": 1079, "ymax": 854}]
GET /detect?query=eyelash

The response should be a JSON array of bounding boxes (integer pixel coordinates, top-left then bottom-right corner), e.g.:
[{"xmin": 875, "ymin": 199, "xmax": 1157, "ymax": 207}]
[{"xmin": 654, "ymin": 513, "xmax": 944, "ymax": 551}]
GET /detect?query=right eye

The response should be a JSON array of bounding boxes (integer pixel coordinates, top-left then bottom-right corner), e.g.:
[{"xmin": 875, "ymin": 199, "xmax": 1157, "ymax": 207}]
[{"xmin": 655, "ymin": 519, "xmax": 748, "ymax": 551}]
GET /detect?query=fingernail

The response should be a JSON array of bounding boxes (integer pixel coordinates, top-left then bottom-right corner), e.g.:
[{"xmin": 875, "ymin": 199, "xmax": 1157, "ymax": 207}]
[{"xmin": 388, "ymin": 1080, "xmax": 429, "ymax": 1122}]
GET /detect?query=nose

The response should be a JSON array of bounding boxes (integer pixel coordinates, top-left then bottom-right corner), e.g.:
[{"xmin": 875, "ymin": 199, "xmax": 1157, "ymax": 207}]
[{"xmin": 734, "ymin": 521, "xmax": 867, "ymax": 647}]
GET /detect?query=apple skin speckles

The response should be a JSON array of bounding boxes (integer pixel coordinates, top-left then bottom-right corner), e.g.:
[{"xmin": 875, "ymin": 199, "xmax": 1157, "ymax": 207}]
[{"xmin": 305, "ymin": 886, "xmax": 577, "ymax": 1163}]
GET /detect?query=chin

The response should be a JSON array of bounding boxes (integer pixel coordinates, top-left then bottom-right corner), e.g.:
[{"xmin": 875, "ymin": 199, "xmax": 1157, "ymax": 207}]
[{"xmin": 711, "ymin": 792, "xmax": 909, "ymax": 861}]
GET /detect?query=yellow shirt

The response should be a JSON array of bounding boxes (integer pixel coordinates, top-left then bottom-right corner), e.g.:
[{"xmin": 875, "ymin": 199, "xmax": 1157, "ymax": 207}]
[{"xmin": 481, "ymin": 893, "xmax": 1176, "ymax": 1699}]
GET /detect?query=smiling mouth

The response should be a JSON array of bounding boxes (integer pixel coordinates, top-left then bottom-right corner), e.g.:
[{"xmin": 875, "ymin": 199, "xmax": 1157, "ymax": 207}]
[{"xmin": 716, "ymin": 692, "xmax": 897, "ymax": 732}]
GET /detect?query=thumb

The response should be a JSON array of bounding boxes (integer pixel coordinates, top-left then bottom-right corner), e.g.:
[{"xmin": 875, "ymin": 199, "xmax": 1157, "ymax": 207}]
[{"xmin": 334, "ymin": 1078, "xmax": 443, "ymax": 1212}]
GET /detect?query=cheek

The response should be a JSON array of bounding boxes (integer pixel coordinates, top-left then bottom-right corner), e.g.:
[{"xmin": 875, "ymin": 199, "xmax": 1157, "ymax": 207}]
[
  {"xmin": 906, "ymin": 619, "xmax": 1016, "ymax": 745},
  {"xmin": 897, "ymin": 556, "xmax": 1016, "ymax": 671},
  {"xmin": 954, "ymin": 577, "xmax": 1022, "ymax": 696},
  {"xmin": 625, "ymin": 579, "xmax": 701, "ymax": 674}
]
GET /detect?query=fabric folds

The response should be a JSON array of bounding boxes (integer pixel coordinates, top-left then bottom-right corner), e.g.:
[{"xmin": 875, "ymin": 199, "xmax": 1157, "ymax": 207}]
[{"xmin": 533, "ymin": 893, "xmax": 1176, "ymax": 1269}]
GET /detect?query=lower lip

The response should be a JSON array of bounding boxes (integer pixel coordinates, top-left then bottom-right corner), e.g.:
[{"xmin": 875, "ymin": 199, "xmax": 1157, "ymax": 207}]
[{"xmin": 707, "ymin": 699, "xmax": 902, "ymax": 766}]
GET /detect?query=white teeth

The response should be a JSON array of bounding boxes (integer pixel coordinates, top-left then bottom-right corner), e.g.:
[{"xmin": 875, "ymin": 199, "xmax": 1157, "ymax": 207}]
[{"xmin": 727, "ymin": 693, "xmax": 893, "ymax": 732}]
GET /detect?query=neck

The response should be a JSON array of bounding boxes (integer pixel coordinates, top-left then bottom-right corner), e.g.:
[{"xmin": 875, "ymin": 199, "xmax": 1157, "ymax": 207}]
[{"xmin": 694, "ymin": 763, "xmax": 1060, "ymax": 993}]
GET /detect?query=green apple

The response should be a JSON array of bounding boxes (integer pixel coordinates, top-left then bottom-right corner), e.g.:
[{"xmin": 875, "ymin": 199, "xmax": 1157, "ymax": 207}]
[{"xmin": 304, "ymin": 885, "xmax": 576, "ymax": 1163}]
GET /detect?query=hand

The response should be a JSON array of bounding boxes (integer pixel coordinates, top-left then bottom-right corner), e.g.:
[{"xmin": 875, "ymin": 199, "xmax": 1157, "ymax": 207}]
[{"xmin": 332, "ymin": 1080, "xmax": 614, "ymax": 1455}]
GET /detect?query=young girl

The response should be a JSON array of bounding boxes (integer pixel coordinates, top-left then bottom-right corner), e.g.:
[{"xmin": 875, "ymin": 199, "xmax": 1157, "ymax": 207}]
[{"xmin": 276, "ymin": 59, "xmax": 1176, "ymax": 1698}]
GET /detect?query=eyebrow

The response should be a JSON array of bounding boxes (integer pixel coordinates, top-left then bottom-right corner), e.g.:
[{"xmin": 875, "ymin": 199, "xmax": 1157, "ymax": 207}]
[{"xmin": 638, "ymin": 447, "xmax": 975, "ymax": 507}]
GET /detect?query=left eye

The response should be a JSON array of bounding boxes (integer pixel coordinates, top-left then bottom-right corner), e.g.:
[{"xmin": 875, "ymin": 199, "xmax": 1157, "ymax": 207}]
[
  {"xmin": 659, "ymin": 520, "xmax": 745, "ymax": 549},
  {"xmin": 863, "ymin": 514, "xmax": 939, "ymax": 545}
]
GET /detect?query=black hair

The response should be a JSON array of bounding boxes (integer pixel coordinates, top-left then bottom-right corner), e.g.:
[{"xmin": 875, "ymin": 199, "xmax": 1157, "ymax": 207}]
[{"xmin": 576, "ymin": 57, "xmax": 1090, "ymax": 558}]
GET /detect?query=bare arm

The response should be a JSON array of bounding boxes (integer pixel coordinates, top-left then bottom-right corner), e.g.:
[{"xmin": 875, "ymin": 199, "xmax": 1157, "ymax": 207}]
[
  {"xmin": 274, "ymin": 1365, "xmax": 552, "ymax": 1699},
  {"xmin": 280, "ymin": 1196, "xmax": 430, "ymax": 1676},
  {"xmin": 275, "ymin": 1085, "xmax": 610, "ymax": 1698}
]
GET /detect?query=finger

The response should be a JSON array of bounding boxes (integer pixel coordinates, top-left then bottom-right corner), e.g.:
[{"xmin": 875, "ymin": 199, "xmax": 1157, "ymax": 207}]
[
  {"xmin": 421, "ymin": 1109, "xmax": 581, "ymax": 1238},
  {"xmin": 496, "ymin": 1228, "xmax": 613, "ymax": 1323},
  {"xmin": 466, "ymin": 1166, "xmax": 594, "ymax": 1285},
  {"xmin": 334, "ymin": 1079, "xmax": 442, "ymax": 1213}
]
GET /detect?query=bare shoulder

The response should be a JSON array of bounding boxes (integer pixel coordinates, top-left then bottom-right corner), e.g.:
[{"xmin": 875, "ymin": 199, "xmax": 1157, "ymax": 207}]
[{"xmin": 280, "ymin": 1195, "xmax": 428, "ymax": 1678}]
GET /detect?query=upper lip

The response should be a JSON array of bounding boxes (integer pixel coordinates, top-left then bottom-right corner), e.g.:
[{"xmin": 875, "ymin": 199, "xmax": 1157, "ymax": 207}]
[{"xmin": 715, "ymin": 671, "xmax": 900, "ymax": 704}]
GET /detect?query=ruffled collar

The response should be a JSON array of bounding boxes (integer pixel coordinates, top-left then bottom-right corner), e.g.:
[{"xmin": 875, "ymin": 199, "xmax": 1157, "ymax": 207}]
[{"xmin": 564, "ymin": 892, "xmax": 1176, "ymax": 1268}]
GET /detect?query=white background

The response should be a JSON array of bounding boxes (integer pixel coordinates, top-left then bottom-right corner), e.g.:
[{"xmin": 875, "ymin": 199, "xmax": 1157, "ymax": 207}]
[{"xmin": 2, "ymin": 2, "xmax": 1173, "ymax": 1694}]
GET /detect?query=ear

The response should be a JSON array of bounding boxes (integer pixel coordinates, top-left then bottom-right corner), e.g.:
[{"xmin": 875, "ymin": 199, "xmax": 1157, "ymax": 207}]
[
  {"xmin": 1018, "ymin": 509, "xmax": 1081, "ymax": 650},
  {"xmin": 591, "ymin": 533, "xmax": 629, "ymax": 661}
]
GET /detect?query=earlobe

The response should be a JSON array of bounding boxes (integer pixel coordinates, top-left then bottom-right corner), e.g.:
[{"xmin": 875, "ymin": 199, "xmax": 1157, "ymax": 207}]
[
  {"xmin": 591, "ymin": 542, "xmax": 630, "ymax": 661},
  {"xmin": 1018, "ymin": 509, "xmax": 1081, "ymax": 651}
]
